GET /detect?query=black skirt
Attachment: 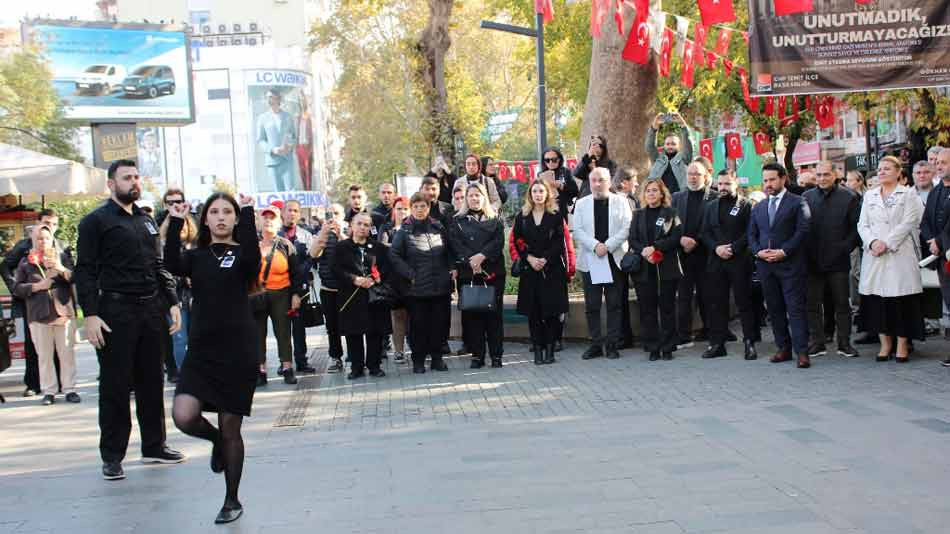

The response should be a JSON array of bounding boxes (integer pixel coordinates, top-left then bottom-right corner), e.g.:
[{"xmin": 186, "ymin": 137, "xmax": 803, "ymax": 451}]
[{"xmin": 861, "ymin": 293, "xmax": 925, "ymax": 340}]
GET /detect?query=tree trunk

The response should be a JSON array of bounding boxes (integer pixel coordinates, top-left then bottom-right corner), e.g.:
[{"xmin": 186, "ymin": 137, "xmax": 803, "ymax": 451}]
[
  {"xmin": 579, "ymin": 4, "xmax": 658, "ymax": 174},
  {"xmin": 416, "ymin": 0, "xmax": 455, "ymax": 163}
]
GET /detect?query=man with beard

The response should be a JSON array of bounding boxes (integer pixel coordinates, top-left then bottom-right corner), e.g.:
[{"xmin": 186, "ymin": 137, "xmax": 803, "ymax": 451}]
[
  {"xmin": 700, "ymin": 170, "xmax": 758, "ymax": 359},
  {"xmin": 645, "ymin": 112, "xmax": 692, "ymax": 194},
  {"xmin": 371, "ymin": 183, "xmax": 397, "ymax": 229},
  {"xmin": 75, "ymin": 160, "xmax": 185, "ymax": 480},
  {"xmin": 671, "ymin": 162, "xmax": 717, "ymax": 347},
  {"xmin": 420, "ymin": 175, "xmax": 455, "ymax": 226}
]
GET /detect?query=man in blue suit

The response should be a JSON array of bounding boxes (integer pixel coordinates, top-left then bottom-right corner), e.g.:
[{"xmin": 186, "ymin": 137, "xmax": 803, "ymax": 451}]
[
  {"xmin": 748, "ymin": 163, "xmax": 813, "ymax": 368},
  {"xmin": 257, "ymin": 88, "xmax": 297, "ymax": 191}
]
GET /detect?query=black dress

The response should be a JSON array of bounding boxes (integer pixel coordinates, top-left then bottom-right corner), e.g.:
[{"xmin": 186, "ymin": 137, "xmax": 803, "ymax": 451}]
[
  {"xmin": 512, "ymin": 211, "xmax": 568, "ymax": 317},
  {"xmin": 164, "ymin": 207, "xmax": 261, "ymax": 416}
]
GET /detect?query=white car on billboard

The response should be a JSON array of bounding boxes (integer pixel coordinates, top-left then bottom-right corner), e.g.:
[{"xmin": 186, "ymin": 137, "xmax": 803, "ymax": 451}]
[{"xmin": 75, "ymin": 64, "xmax": 127, "ymax": 96}]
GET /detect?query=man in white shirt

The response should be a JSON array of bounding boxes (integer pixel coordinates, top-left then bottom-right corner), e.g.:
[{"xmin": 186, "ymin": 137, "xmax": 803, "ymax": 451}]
[{"xmin": 572, "ymin": 168, "xmax": 633, "ymax": 360}]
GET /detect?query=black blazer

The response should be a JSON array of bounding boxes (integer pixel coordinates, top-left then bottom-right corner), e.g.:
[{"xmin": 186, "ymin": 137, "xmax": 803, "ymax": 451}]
[
  {"xmin": 748, "ymin": 191, "xmax": 811, "ymax": 276},
  {"xmin": 627, "ymin": 206, "xmax": 683, "ymax": 282},
  {"xmin": 700, "ymin": 196, "xmax": 752, "ymax": 273},
  {"xmin": 921, "ymin": 181, "xmax": 950, "ymax": 251}
]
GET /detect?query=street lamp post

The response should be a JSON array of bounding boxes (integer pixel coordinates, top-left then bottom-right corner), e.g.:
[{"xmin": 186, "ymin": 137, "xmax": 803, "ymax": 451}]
[{"xmin": 480, "ymin": 14, "xmax": 547, "ymax": 162}]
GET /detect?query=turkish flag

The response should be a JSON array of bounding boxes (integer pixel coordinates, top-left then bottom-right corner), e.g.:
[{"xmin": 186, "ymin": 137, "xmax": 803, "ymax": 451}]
[
  {"xmin": 765, "ymin": 96, "xmax": 774, "ymax": 116},
  {"xmin": 699, "ymin": 138, "xmax": 714, "ymax": 162},
  {"xmin": 725, "ymin": 133, "xmax": 743, "ymax": 159},
  {"xmin": 748, "ymin": 96, "xmax": 761, "ymax": 113},
  {"xmin": 535, "ymin": 0, "xmax": 554, "ymax": 24},
  {"xmin": 714, "ymin": 28, "xmax": 732, "ymax": 56},
  {"xmin": 815, "ymin": 96, "xmax": 836, "ymax": 128},
  {"xmin": 778, "ymin": 95, "xmax": 787, "ymax": 120},
  {"xmin": 722, "ymin": 58, "xmax": 733, "ymax": 76},
  {"xmin": 753, "ymin": 132, "xmax": 772, "ymax": 155},
  {"xmin": 622, "ymin": 11, "xmax": 653, "ymax": 65},
  {"xmin": 741, "ymin": 31, "xmax": 749, "ymax": 45},
  {"xmin": 497, "ymin": 162, "xmax": 510, "ymax": 181},
  {"xmin": 705, "ymin": 50, "xmax": 718, "ymax": 70},
  {"xmin": 514, "ymin": 162, "xmax": 527, "ymax": 183},
  {"xmin": 781, "ymin": 112, "xmax": 799, "ymax": 128},
  {"xmin": 804, "ymin": 95, "xmax": 812, "ymax": 111},
  {"xmin": 738, "ymin": 68, "xmax": 751, "ymax": 107},
  {"xmin": 693, "ymin": 25, "xmax": 707, "ymax": 67},
  {"xmin": 696, "ymin": 0, "xmax": 737, "ymax": 26},
  {"xmin": 659, "ymin": 27, "xmax": 674, "ymax": 77},
  {"xmin": 681, "ymin": 39, "xmax": 697, "ymax": 88},
  {"xmin": 774, "ymin": 0, "xmax": 813, "ymax": 16}
]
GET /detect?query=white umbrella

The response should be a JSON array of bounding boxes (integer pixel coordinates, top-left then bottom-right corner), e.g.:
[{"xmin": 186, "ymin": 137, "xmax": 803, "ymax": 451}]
[{"xmin": 0, "ymin": 143, "xmax": 108, "ymax": 199}]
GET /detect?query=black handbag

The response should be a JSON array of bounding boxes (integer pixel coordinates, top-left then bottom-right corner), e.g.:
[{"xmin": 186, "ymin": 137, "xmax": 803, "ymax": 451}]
[
  {"xmin": 368, "ymin": 282, "xmax": 396, "ymax": 306},
  {"xmin": 458, "ymin": 280, "xmax": 496, "ymax": 312},
  {"xmin": 620, "ymin": 250, "xmax": 642, "ymax": 273},
  {"xmin": 299, "ymin": 288, "xmax": 324, "ymax": 327}
]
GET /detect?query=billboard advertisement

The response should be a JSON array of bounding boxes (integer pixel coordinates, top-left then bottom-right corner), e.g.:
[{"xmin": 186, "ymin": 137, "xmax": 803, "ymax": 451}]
[
  {"xmin": 245, "ymin": 69, "xmax": 315, "ymax": 193},
  {"xmin": 24, "ymin": 20, "xmax": 195, "ymax": 123},
  {"xmin": 91, "ymin": 123, "xmax": 137, "ymax": 168},
  {"xmin": 748, "ymin": 1, "xmax": 950, "ymax": 95}
]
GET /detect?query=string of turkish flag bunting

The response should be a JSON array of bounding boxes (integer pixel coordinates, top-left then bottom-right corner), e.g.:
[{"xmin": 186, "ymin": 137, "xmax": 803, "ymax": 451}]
[{"xmin": 535, "ymin": 0, "xmax": 835, "ymax": 158}]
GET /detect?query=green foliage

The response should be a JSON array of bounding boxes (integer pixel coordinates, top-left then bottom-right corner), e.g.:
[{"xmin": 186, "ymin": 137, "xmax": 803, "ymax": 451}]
[
  {"xmin": 0, "ymin": 47, "xmax": 79, "ymax": 160},
  {"xmin": 46, "ymin": 197, "xmax": 106, "ymax": 252},
  {"xmin": 843, "ymin": 89, "xmax": 950, "ymax": 147}
]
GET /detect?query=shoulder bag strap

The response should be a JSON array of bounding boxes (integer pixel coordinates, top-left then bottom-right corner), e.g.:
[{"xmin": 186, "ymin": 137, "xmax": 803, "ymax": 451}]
[{"xmin": 261, "ymin": 240, "xmax": 278, "ymax": 286}]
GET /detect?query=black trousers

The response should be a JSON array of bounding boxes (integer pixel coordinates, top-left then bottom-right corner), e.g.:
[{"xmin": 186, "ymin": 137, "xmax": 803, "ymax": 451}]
[
  {"xmin": 345, "ymin": 333, "xmax": 382, "ymax": 372},
  {"xmin": 460, "ymin": 278, "xmax": 504, "ymax": 360},
  {"xmin": 807, "ymin": 271, "xmax": 852, "ymax": 346},
  {"xmin": 407, "ymin": 295, "xmax": 450, "ymax": 366},
  {"xmin": 582, "ymin": 265, "xmax": 624, "ymax": 347},
  {"xmin": 677, "ymin": 255, "xmax": 708, "ymax": 339},
  {"xmin": 319, "ymin": 289, "xmax": 344, "ymax": 360},
  {"xmin": 636, "ymin": 276, "xmax": 678, "ymax": 352},
  {"xmin": 291, "ymin": 314, "xmax": 308, "ymax": 366},
  {"xmin": 97, "ymin": 295, "xmax": 168, "ymax": 463},
  {"xmin": 705, "ymin": 264, "xmax": 758, "ymax": 345}
]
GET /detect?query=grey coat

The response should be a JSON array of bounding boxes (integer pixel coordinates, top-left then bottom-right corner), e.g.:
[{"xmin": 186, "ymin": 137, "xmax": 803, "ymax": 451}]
[{"xmin": 645, "ymin": 125, "xmax": 693, "ymax": 191}]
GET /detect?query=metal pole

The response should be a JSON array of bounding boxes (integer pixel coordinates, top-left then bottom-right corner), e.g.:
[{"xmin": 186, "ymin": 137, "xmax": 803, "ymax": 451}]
[{"xmin": 535, "ymin": 13, "xmax": 547, "ymax": 162}]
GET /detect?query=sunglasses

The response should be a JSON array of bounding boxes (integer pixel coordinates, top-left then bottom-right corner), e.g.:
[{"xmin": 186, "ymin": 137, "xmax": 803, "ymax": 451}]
[
  {"xmin": 543, "ymin": 158, "xmax": 559, "ymax": 163},
  {"xmin": 166, "ymin": 199, "xmax": 184, "ymax": 205}
]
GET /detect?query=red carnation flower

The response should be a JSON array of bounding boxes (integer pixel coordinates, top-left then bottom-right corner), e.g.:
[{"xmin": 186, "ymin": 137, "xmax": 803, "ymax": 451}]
[
  {"xmin": 370, "ymin": 264, "xmax": 381, "ymax": 282},
  {"xmin": 944, "ymin": 260, "xmax": 950, "ymax": 275},
  {"xmin": 515, "ymin": 238, "xmax": 526, "ymax": 252},
  {"xmin": 27, "ymin": 252, "xmax": 40, "ymax": 266},
  {"xmin": 650, "ymin": 250, "xmax": 665, "ymax": 264}
]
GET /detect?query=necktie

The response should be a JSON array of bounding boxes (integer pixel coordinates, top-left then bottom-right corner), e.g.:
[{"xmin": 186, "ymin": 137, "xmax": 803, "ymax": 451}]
[{"xmin": 768, "ymin": 196, "xmax": 778, "ymax": 226}]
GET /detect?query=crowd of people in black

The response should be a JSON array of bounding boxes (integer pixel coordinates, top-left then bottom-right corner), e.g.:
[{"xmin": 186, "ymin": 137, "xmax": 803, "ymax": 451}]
[{"xmin": 6, "ymin": 119, "xmax": 950, "ymax": 523}]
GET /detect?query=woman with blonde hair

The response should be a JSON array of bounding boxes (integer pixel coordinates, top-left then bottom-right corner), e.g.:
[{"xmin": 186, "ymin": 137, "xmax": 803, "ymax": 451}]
[
  {"xmin": 510, "ymin": 180, "xmax": 568, "ymax": 364},
  {"xmin": 858, "ymin": 155, "xmax": 925, "ymax": 362},
  {"xmin": 160, "ymin": 212, "xmax": 199, "ymax": 376},
  {"xmin": 448, "ymin": 183, "xmax": 505, "ymax": 368}
]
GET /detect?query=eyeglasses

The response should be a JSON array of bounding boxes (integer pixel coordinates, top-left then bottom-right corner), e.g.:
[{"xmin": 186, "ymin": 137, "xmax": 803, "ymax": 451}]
[{"xmin": 543, "ymin": 158, "xmax": 559, "ymax": 163}]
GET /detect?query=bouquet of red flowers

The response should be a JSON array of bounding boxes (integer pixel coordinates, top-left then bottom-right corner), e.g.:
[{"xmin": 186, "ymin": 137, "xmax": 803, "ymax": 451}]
[{"xmin": 649, "ymin": 250, "xmax": 665, "ymax": 264}]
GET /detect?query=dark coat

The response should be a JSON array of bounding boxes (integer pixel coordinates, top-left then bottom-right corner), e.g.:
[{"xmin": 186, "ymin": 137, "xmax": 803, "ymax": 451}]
[
  {"xmin": 802, "ymin": 185, "xmax": 861, "ymax": 273},
  {"xmin": 447, "ymin": 213, "xmax": 504, "ymax": 282},
  {"xmin": 315, "ymin": 229, "xmax": 342, "ymax": 290},
  {"xmin": 331, "ymin": 238, "xmax": 392, "ymax": 336},
  {"xmin": 672, "ymin": 187, "xmax": 717, "ymax": 265},
  {"xmin": 371, "ymin": 203, "xmax": 391, "ymax": 230},
  {"xmin": 511, "ymin": 211, "xmax": 568, "ymax": 317},
  {"xmin": 748, "ymin": 192, "xmax": 811, "ymax": 276},
  {"xmin": 700, "ymin": 196, "xmax": 752, "ymax": 273},
  {"xmin": 12, "ymin": 251, "xmax": 75, "ymax": 324},
  {"xmin": 921, "ymin": 181, "xmax": 950, "ymax": 251},
  {"xmin": 389, "ymin": 217, "xmax": 453, "ymax": 298},
  {"xmin": 628, "ymin": 206, "xmax": 684, "ymax": 283}
]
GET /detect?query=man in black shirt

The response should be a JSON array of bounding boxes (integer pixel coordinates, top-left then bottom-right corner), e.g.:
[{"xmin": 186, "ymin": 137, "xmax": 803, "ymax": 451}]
[
  {"xmin": 671, "ymin": 162, "xmax": 717, "ymax": 347},
  {"xmin": 700, "ymin": 170, "xmax": 758, "ymax": 359},
  {"xmin": 75, "ymin": 159, "xmax": 184, "ymax": 481}
]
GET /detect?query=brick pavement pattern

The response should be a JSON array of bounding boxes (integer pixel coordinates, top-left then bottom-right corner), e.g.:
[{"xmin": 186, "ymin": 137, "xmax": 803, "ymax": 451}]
[{"xmin": 2, "ymin": 328, "xmax": 950, "ymax": 534}]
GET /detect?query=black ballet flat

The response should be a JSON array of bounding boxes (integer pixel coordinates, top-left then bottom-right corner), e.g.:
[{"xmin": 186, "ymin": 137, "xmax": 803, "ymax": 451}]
[{"xmin": 214, "ymin": 504, "xmax": 243, "ymax": 524}]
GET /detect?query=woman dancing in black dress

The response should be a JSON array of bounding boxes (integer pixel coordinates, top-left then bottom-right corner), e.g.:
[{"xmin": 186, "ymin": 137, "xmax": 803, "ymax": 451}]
[{"xmin": 165, "ymin": 193, "xmax": 261, "ymax": 524}]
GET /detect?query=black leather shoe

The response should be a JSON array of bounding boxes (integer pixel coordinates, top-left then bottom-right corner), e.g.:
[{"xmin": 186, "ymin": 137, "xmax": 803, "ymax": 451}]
[
  {"xmin": 744, "ymin": 340, "xmax": 758, "ymax": 360},
  {"xmin": 327, "ymin": 359, "xmax": 344, "ymax": 373},
  {"xmin": 543, "ymin": 344, "xmax": 556, "ymax": 364},
  {"xmin": 347, "ymin": 370, "xmax": 365, "ymax": 379},
  {"xmin": 214, "ymin": 504, "xmax": 244, "ymax": 524},
  {"xmin": 807, "ymin": 343, "xmax": 827, "ymax": 357},
  {"xmin": 534, "ymin": 347, "xmax": 544, "ymax": 365},
  {"xmin": 296, "ymin": 364, "xmax": 317, "ymax": 374},
  {"xmin": 837, "ymin": 343, "xmax": 859, "ymax": 358},
  {"xmin": 605, "ymin": 347, "xmax": 620, "ymax": 359},
  {"xmin": 283, "ymin": 368, "xmax": 298, "ymax": 385},
  {"xmin": 430, "ymin": 357, "xmax": 448, "ymax": 371},
  {"xmin": 648, "ymin": 351, "xmax": 660, "ymax": 361},
  {"xmin": 661, "ymin": 351, "xmax": 674, "ymax": 360},
  {"xmin": 102, "ymin": 461, "xmax": 125, "ymax": 480},
  {"xmin": 142, "ymin": 446, "xmax": 185, "ymax": 464},
  {"xmin": 369, "ymin": 368, "xmax": 386, "ymax": 377},
  {"xmin": 471, "ymin": 358, "xmax": 485, "ymax": 369},
  {"xmin": 581, "ymin": 345, "xmax": 604, "ymax": 360},
  {"xmin": 702, "ymin": 344, "xmax": 727, "ymax": 359},
  {"xmin": 490, "ymin": 357, "xmax": 503, "ymax": 368},
  {"xmin": 65, "ymin": 392, "xmax": 81, "ymax": 403},
  {"xmin": 41, "ymin": 394, "xmax": 54, "ymax": 405}
]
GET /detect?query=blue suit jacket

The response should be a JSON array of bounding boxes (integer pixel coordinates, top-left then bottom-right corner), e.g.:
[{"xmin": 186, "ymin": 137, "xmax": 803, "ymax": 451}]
[{"xmin": 748, "ymin": 191, "xmax": 811, "ymax": 275}]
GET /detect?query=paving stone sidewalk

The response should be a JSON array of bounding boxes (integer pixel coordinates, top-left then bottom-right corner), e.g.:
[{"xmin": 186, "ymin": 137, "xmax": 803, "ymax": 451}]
[{"xmin": 2, "ymin": 328, "xmax": 950, "ymax": 534}]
